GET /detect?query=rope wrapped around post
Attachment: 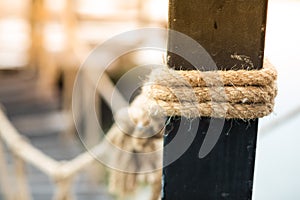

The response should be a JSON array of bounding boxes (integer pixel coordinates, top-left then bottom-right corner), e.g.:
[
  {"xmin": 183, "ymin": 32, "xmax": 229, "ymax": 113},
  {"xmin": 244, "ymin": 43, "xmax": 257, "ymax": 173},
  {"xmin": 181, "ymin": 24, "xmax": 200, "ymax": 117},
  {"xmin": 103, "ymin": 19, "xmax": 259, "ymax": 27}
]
[
  {"xmin": 108, "ymin": 60, "xmax": 277, "ymax": 198},
  {"xmin": 143, "ymin": 59, "xmax": 277, "ymax": 119},
  {"xmin": 0, "ymin": 60, "xmax": 277, "ymax": 200}
]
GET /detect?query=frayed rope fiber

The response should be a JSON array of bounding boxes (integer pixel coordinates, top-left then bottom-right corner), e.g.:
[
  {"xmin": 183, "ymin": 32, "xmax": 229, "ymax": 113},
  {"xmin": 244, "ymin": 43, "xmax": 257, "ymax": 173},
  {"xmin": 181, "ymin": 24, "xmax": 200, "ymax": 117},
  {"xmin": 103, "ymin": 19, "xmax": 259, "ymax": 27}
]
[
  {"xmin": 108, "ymin": 60, "xmax": 277, "ymax": 199},
  {"xmin": 142, "ymin": 59, "xmax": 277, "ymax": 119}
]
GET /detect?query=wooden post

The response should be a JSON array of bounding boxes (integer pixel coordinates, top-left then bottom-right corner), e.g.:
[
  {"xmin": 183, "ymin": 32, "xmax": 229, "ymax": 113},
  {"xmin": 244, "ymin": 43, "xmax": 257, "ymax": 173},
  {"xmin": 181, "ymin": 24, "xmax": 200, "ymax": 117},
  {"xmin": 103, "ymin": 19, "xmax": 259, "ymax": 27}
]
[
  {"xmin": 13, "ymin": 154, "xmax": 32, "ymax": 200},
  {"xmin": 0, "ymin": 141, "xmax": 14, "ymax": 200},
  {"xmin": 54, "ymin": 178, "xmax": 74, "ymax": 200},
  {"xmin": 29, "ymin": 0, "xmax": 43, "ymax": 69},
  {"xmin": 163, "ymin": 0, "xmax": 268, "ymax": 199}
]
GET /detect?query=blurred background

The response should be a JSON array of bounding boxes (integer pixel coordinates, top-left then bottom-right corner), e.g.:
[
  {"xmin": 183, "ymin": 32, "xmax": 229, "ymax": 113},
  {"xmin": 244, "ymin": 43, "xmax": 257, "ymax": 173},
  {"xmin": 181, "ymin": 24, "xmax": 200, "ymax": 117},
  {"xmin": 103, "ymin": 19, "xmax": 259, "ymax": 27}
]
[
  {"xmin": 0, "ymin": 0, "xmax": 167, "ymax": 199},
  {"xmin": 0, "ymin": 0, "xmax": 299, "ymax": 199}
]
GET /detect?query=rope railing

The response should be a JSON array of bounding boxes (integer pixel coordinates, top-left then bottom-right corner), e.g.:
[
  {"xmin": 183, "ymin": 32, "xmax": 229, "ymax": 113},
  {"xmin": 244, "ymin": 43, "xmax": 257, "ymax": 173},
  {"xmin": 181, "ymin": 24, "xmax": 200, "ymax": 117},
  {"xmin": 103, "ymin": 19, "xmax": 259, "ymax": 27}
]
[
  {"xmin": 0, "ymin": 59, "xmax": 278, "ymax": 200},
  {"xmin": 0, "ymin": 109, "xmax": 61, "ymax": 177},
  {"xmin": 0, "ymin": 68, "xmax": 129, "ymax": 200},
  {"xmin": 0, "ymin": 107, "xmax": 117, "ymax": 200}
]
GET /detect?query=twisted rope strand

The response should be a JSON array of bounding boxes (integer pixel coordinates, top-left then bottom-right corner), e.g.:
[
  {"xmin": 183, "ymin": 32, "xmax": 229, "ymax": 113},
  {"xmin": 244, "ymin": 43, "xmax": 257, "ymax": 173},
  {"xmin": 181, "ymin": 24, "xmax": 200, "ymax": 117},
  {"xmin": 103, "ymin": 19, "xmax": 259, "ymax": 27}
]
[
  {"xmin": 142, "ymin": 60, "xmax": 277, "ymax": 119},
  {"xmin": 149, "ymin": 60, "xmax": 276, "ymax": 87},
  {"xmin": 149, "ymin": 84, "xmax": 276, "ymax": 104},
  {"xmin": 108, "ymin": 60, "xmax": 277, "ymax": 198}
]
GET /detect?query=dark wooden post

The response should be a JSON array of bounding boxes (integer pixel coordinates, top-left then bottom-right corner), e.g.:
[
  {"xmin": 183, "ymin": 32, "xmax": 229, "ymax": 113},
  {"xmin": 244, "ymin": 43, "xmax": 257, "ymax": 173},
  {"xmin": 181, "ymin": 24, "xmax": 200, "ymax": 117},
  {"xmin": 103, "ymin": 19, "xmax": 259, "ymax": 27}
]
[{"xmin": 163, "ymin": 1, "xmax": 268, "ymax": 199}]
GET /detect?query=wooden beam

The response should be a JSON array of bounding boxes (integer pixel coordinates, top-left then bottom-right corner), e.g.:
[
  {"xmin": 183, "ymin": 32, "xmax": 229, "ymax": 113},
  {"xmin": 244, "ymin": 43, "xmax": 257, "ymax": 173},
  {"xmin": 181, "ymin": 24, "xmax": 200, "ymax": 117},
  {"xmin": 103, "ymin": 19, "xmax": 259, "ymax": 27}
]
[
  {"xmin": 0, "ymin": 140, "xmax": 14, "ymax": 200},
  {"xmin": 163, "ymin": 0, "xmax": 268, "ymax": 199},
  {"xmin": 167, "ymin": 0, "xmax": 267, "ymax": 71}
]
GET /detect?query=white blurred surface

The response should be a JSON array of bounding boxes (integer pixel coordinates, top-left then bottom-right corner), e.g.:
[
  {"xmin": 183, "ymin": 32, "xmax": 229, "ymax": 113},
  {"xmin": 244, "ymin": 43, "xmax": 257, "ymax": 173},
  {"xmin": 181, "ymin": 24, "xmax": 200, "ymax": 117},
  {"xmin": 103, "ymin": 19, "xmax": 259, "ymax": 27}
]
[{"xmin": 254, "ymin": 0, "xmax": 300, "ymax": 199}]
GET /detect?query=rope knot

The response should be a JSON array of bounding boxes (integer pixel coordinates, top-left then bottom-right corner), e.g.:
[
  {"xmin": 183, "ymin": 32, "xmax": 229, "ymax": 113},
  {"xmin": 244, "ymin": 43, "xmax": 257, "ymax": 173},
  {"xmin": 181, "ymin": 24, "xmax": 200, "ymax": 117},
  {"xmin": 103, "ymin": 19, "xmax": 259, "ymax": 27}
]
[{"xmin": 108, "ymin": 59, "xmax": 277, "ymax": 198}]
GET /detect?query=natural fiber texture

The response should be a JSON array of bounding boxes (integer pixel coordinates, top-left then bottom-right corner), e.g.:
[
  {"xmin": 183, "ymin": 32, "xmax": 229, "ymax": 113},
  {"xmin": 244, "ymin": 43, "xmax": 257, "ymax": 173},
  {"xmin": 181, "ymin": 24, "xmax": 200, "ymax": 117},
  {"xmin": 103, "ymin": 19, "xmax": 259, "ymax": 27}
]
[
  {"xmin": 149, "ymin": 60, "xmax": 276, "ymax": 87},
  {"xmin": 107, "ymin": 101, "xmax": 164, "ymax": 199},
  {"xmin": 142, "ymin": 60, "xmax": 277, "ymax": 119},
  {"xmin": 107, "ymin": 60, "xmax": 277, "ymax": 199}
]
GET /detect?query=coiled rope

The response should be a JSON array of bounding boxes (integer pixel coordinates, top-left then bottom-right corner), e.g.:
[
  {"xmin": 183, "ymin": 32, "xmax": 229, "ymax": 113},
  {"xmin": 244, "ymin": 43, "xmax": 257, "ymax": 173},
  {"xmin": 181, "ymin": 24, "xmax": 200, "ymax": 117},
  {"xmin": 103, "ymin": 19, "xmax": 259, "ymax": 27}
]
[
  {"xmin": 108, "ymin": 60, "xmax": 277, "ymax": 199},
  {"xmin": 142, "ymin": 59, "xmax": 277, "ymax": 119}
]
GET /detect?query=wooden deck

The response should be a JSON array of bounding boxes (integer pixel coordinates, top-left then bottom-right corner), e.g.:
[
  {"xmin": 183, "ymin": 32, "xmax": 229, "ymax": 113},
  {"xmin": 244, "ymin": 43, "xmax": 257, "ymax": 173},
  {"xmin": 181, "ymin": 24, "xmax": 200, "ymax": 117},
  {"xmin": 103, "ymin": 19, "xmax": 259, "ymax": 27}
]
[{"xmin": 0, "ymin": 70, "xmax": 114, "ymax": 200}]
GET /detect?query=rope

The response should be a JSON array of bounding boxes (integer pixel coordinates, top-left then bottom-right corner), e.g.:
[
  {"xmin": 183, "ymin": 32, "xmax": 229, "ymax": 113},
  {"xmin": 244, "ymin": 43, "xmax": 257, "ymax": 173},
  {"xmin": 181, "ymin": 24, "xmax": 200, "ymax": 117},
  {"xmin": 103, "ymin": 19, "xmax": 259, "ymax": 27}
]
[
  {"xmin": 108, "ymin": 60, "xmax": 277, "ymax": 199},
  {"xmin": 142, "ymin": 59, "xmax": 277, "ymax": 119},
  {"xmin": 0, "ymin": 60, "xmax": 277, "ymax": 200},
  {"xmin": 108, "ymin": 106, "xmax": 164, "ymax": 197}
]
